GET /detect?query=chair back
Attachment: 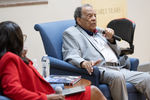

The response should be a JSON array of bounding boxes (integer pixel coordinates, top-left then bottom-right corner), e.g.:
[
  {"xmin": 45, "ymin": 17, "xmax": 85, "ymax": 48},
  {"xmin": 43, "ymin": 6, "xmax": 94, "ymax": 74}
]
[
  {"xmin": 34, "ymin": 20, "xmax": 76, "ymax": 60},
  {"xmin": 107, "ymin": 18, "xmax": 136, "ymax": 55}
]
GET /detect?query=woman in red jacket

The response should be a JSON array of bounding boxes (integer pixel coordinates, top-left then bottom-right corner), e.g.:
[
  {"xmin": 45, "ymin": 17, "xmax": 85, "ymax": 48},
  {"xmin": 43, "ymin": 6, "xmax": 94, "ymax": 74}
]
[{"xmin": 0, "ymin": 21, "xmax": 106, "ymax": 100}]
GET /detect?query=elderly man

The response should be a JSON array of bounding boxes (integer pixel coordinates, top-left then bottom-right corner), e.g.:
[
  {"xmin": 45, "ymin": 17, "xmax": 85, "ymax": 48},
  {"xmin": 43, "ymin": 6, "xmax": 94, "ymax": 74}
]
[{"xmin": 62, "ymin": 4, "xmax": 150, "ymax": 100}]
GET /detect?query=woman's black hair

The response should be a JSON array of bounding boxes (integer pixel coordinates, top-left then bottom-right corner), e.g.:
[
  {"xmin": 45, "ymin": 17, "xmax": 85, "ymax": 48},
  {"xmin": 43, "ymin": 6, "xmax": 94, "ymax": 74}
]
[{"xmin": 0, "ymin": 21, "xmax": 29, "ymax": 64}]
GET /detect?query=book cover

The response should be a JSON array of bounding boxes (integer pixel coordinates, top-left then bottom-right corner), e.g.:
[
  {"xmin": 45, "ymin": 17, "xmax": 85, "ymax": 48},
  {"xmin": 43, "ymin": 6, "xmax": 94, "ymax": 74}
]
[
  {"xmin": 62, "ymin": 85, "xmax": 85, "ymax": 95},
  {"xmin": 45, "ymin": 75, "xmax": 81, "ymax": 86}
]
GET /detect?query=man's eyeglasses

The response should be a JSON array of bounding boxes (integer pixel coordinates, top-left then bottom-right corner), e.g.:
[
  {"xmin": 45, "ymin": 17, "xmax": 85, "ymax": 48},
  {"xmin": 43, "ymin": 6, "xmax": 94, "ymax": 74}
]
[{"xmin": 23, "ymin": 35, "xmax": 27, "ymax": 42}]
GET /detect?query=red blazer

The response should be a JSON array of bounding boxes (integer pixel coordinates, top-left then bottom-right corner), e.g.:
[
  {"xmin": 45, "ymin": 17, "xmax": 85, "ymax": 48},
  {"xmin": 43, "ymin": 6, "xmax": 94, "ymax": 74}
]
[
  {"xmin": 0, "ymin": 52, "xmax": 55, "ymax": 100},
  {"xmin": 0, "ymin": 52, "xmax": 91, "ymax": 100}
]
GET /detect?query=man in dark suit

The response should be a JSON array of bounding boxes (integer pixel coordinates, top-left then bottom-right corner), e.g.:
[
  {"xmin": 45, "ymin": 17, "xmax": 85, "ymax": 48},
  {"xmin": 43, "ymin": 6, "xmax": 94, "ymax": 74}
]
[{"xmin": 62, "ymin": 4, "xmax": 150, "ymax": 100}]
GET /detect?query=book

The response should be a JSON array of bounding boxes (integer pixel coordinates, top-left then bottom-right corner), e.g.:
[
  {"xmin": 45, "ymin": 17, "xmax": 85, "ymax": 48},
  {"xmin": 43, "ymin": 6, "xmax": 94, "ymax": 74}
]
[
  {"xmin": 45, "ymin": 75, "xmax": 81, "ymax": 86},
  {"xmin": 62, "ymin": 85, "xmax": 85, "ymax": 95}
]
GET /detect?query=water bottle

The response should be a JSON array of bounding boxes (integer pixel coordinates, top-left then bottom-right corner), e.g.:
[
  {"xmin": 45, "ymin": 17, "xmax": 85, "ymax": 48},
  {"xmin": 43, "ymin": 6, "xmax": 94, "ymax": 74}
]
[
  {"xmin": 33, "ymin": 59, "xmax": 39, "ymax": 71},
  {"xmin": 41, "ymin": 54, "xmax": 50, "ymax": 78}
]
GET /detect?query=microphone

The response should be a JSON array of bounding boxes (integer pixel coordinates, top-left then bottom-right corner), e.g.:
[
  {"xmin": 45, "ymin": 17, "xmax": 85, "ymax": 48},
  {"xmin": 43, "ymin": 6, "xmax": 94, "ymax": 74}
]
[
  {"xmin": 55, "ymin": 86, "xmax": 63, "ymax": 94},
  {"xmin": 102, "ymin": 29, "xmax": 122, "ymax": 41}
]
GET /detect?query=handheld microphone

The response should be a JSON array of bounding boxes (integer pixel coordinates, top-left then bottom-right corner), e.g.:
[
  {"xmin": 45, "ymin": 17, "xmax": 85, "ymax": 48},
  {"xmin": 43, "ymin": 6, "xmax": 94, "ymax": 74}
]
[
  {"xmin": 55, "ymin": 86, "xmax": 63, "ymax": 94},
  {"xmin": 102, "ymin": 29, "xmax": 122, "ymax": 41}
]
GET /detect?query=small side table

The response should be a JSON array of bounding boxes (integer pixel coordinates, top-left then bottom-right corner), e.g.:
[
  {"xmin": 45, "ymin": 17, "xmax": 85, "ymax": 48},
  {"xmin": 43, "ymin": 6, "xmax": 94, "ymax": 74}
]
[{"xmin": 64, "ymin": 78, "xmax": 91, "ymax": 89}]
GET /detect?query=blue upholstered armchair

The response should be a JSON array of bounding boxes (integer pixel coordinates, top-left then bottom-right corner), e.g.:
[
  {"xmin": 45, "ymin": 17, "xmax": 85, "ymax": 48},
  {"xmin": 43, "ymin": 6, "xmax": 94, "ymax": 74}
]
[{"xmin": 34, "ymin": 20, "xmax": 146, "ymax": 100}]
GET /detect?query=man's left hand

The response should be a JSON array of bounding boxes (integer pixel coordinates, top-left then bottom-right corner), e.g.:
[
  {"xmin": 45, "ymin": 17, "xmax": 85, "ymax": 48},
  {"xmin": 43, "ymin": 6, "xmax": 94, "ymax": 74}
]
[{"xmin": 80, "ymin": 60, "xmax": 101, "ymax": 75}]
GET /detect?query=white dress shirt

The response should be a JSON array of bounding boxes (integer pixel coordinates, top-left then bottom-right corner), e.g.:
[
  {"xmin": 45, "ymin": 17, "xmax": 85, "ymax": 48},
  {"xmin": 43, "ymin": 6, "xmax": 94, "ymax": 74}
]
[{"xmin": 92, "ymin": 34, "xmax": 118, "ymax": 63}]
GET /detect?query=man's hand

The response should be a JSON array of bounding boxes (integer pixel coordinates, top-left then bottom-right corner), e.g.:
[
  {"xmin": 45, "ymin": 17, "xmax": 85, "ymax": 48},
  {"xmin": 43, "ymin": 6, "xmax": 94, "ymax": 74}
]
[
  {"xmin": 81, "ymin": 60, "xmax": 101, "ymax": 75},
  {"xmin": 103, "ymin": 28, "xmax": 114, "ymax": 43}
]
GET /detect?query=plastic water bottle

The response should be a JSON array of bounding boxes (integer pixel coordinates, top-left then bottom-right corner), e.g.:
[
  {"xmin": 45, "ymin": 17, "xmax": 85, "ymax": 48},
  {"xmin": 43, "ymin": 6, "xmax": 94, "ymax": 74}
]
[
  {"xmin": 41, "ymin": 54, "xmax": 50, "ymax": 78},
  {"xmin": 33, "ymin": 59, "xmax": 39, "ymax": 71}
]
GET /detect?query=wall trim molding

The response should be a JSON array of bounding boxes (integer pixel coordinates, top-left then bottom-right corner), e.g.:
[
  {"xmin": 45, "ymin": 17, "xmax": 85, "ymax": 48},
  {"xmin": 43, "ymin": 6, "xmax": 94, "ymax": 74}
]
[{"xmin": 0, "ymin": 0, "xmax": 48, "ymax": 7}]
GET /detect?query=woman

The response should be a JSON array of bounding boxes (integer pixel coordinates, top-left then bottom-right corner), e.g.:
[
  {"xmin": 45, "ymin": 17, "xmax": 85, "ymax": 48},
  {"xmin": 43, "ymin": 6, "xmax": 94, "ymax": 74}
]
[{"xmin": 0, "ymin": 21, "xmax": 106, "ymax": 100}]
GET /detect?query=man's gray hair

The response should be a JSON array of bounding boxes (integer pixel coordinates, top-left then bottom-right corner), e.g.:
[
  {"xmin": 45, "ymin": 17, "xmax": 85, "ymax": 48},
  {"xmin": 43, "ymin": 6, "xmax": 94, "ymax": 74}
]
[{"xmin": 74, "ymin": 4, "xmax": 93, "ymax": 24}]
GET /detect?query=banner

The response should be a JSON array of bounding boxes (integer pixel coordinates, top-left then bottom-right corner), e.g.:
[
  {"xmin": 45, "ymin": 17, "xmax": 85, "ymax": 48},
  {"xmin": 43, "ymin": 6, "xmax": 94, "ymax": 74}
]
[{"xmin": 82, "ymin": 0, "xmax": 127, "ymax": 28}]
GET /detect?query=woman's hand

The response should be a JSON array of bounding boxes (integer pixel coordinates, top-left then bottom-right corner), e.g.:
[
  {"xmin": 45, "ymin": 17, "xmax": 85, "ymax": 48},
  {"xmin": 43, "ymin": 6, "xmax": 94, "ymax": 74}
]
[{"xmin": 47, "ymin": 94, "xmax": 65, "ymax": 100}]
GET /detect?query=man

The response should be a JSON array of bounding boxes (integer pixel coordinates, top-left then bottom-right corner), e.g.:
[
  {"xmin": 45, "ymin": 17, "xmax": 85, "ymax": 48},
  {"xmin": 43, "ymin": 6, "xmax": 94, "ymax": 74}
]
[{"xmin": 62, "ymin": 4, "xmax": 150, "ymax": 100}]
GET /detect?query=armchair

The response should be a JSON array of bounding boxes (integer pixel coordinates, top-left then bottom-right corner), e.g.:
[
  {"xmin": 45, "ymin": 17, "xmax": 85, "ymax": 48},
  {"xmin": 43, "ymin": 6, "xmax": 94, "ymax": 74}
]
[{"xmin": 34, "ymin": 20, "xmax": 146, "ymax": 100}]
